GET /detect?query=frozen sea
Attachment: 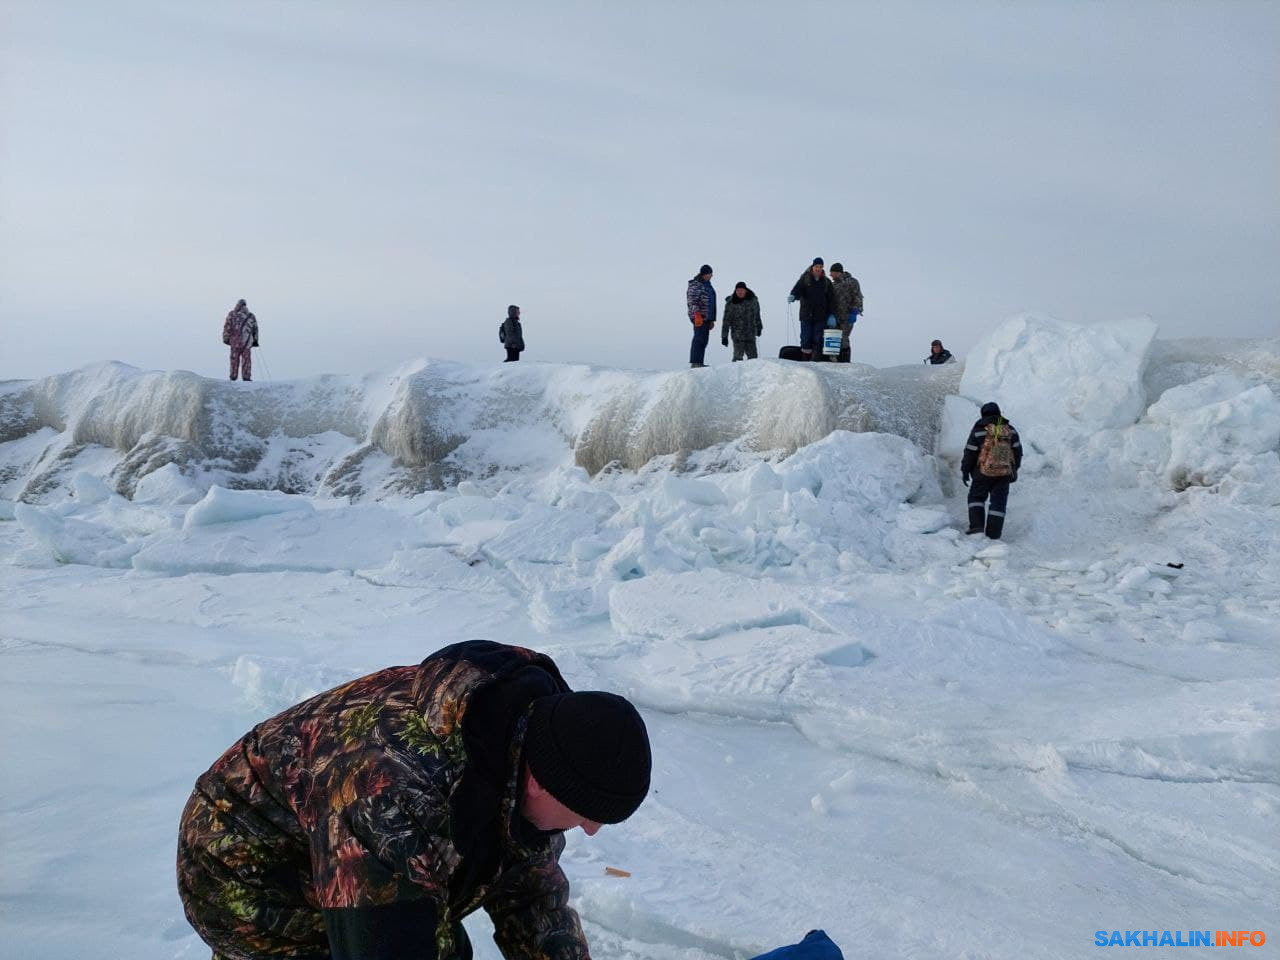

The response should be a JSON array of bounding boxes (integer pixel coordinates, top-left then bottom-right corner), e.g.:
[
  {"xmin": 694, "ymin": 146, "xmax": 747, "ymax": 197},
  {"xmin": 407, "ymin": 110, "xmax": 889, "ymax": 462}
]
[{"xmin": 2, "ymin": 315, "xmax": 1277, "ymax": 959}]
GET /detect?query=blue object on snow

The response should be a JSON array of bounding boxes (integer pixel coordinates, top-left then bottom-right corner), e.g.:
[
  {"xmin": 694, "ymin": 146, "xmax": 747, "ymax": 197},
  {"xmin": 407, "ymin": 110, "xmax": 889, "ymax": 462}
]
[{"xmin": 749, "ymin": 929, "xmax": 845, "ymax": 960}]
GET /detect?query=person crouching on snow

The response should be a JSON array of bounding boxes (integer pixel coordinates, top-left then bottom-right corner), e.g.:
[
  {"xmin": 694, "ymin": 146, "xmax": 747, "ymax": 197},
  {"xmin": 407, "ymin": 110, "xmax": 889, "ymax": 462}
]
[
  {"xmin": 721, "ymin": 282, "xmax": 763, "ymax": 360},
  {"xmin": 221, "ymin": 299, "xmax": 259, "ymax": 382},
  {"xmin": 961, "ymin": 401, "xmax": 1023, "ymax": 539},
  {"xmin": 177, "ymin": 640, "xmax": 651, "ymax": 960}
]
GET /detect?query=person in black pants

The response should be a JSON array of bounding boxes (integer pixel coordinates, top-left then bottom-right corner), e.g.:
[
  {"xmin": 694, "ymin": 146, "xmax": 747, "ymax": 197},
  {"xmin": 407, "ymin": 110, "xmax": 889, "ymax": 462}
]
[
  {"xmin": 961, "ymin": 401, "xmax": 1023, "ymax": 539},
  {"xmin": 500, "ymin": 304, "xmax": 525, "ymax": 361}
]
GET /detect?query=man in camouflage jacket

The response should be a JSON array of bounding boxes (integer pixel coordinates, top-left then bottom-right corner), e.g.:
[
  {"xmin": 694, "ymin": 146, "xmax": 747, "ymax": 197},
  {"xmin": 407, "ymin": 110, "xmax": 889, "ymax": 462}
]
[
  {"xmin": 720, "ymin": 283, "xmax": 763, "ymax": 360},
  {"xmin": 221, "ymin": 299, "xmax": 259, "ymax": 382},
  {"xmin": 829, "ymin": 265, "xmax": 863, "ymax": 364},
  {"xmin": 178, "ymin": 640, "xmax": 652, "ymax": 960}
]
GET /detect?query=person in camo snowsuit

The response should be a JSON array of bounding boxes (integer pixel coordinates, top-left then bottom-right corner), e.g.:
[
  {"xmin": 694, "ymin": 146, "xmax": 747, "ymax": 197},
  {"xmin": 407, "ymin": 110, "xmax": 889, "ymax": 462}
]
[
  {"xmin": 177, "ymin": 640, "xmax": 652, "ymax": 960},
  {"xmin": 720, "ymin": 282, "xmax": 763, "ymax": 360},
  {"xmin": 961, "ymin": 401, "xmax": 1023, "ymax": 539},
  {"xmin": 221, "ymin": 299, "xmax": 259, "ymax": 382},
  {"xmin": 828, "ymin": 264, "xmax": 862, "ymax": 363}
]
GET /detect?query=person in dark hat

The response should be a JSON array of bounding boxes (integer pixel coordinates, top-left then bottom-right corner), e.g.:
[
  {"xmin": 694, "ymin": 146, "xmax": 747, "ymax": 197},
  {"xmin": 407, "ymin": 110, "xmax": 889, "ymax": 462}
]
[
  {"xmin": 828, "ymin": 264, "xmax": 863, "ymax": 363},
  {"xmin": 960, "ymin": 401, "xmax": 1023, "ymax": 539},
  {"xmin": 924, "ymin": 340, "xmax": 954, "ymax": 365},
  {"xmin": 686, "ymin": 264, "xmax": 716, "ymax": 368},
  {"xmin": 721, "ymin": 281, "xmax": 763, "ymax": 360},
  {"xmin": 787, "ymin": 258, "xmax": 834, "ymax": 360},
  {"xmin": 177, "ymin": 640, "xmax": 651, "ymax": 960},
  {"xmin": 499, "ymin": 305, "xmax": 525, "ymax": 362}
]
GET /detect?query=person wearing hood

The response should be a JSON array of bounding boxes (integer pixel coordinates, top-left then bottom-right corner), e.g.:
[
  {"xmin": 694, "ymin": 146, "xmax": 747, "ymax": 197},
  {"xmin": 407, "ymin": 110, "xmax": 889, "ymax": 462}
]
[
  {"xmin": 499, "ymin": 305, "xmax": 525, "ymax": 362},
  {"xmin": 788, "ymin": 258, "xmax": 834, "ymax": 360},
  {"xmin": 686, "ymin": 264, "xmax": 716, "ymax": 367},
  {"xmin": 178, "ymin": 640, "xmax": 652, "ymax": 960},
  {"xmin": 925, "ymin": 340, "xmax": 954, "ymax": 365},
  {"xmin": 221, "ymin": 299, "xmax": 259, "ymax": 381},
  {"xmin": 960, "ymin": 401, "xmax": 1023, "ymax": 539},
  {"xmin": 829, "ymin": 264, "xmax": 863, "ymax": 363},
  {"xmin": 721, "ymin": 282, "xmax": 763, "ymax": 360}
]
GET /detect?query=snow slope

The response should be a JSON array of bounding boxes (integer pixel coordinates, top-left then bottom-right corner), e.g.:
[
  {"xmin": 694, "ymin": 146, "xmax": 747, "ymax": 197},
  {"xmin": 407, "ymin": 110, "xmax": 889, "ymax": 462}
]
[{"xmin": 1, "ymin": 315, "xmax": 1277, "ymax": 959}]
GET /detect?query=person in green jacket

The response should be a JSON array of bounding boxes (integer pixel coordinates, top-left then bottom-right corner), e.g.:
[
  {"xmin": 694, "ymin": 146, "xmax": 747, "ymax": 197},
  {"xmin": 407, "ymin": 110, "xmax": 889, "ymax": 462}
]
[{"xmin": 177, "ymin": 640, "xmax": 652, "ymax": 960}]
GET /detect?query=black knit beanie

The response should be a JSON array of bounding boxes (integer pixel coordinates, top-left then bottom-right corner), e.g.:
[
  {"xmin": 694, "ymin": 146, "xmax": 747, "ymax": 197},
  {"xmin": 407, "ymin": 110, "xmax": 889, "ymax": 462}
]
[
  {"xmin": 507, "ymin": 304, "xmax": 519, "ymax": 319},
  {"xmin": 525, "ymin": 691, "xmax": 651, "ymax": 824},
  {"xmin": 981, "ymin": 401, "xmax": 1001, "ymax": 418},
  {"xmin": 699, "ymin": 264, "xmax": 713, "ymax": 277},
  {"xmin": 830, "ymin": 262, "xmax": 844, "ymax": 273},
  {"xmin": 812, "ymin": 257, "xmax": 824, "ymax": 266}
]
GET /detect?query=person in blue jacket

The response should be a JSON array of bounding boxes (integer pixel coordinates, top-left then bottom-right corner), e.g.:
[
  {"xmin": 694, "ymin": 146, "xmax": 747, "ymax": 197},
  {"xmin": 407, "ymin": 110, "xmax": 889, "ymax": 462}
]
[{"xmin": 686, "ymin": 264, "xmax": 716, "ymax": 368}]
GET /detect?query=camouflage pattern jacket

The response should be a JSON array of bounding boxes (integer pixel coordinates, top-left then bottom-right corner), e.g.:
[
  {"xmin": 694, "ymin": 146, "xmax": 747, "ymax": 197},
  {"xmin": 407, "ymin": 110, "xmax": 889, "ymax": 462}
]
[
  {"xmin": 222, "ymin": 305, "xmax": 259, "ymax": 349},
  {"xmin": 831, "ymin": 274, "xmax": 863, "ymax": 320},
  {"xmin": 686, "ymin": 276, "xmax": 717, "ymax": 326},
  {"xmin": 721, "ymin": 292, "xmax": 763, "ymax": 343},
  {"xmin": 178, "ymin": 641, "xmax": 590, "ymax": 960}
]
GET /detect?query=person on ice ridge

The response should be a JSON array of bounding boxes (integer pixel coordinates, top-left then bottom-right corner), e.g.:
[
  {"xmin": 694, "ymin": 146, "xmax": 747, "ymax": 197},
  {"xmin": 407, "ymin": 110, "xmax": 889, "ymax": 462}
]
[
  {"xmin": 961, "ymin": 401, "xmax": 1023, "ymax": 539},
  {"xmin": 721, "ymin": 281, "xmax": 763, "ymax": 360},
  {"xmin": 499, "ymin": 305, "xmax": 525, "ymax": 362},
  {"xmin": 788, "ymin": 258, "xmax": 834, "ymax": 361},
  {"xmin": 924, "ymin": 339, "xmax": 954, "ymax": 364},
  {"xmin": 828, "ymin": 263, "xmax": 862, "ymax": 363},
  {"xmin": 177, "ymin": 640, "xmax": 652, "ymax": 960},
  {"xmin": 221, "ymin": 299, "xmax": 259, "ymax": 382},
  {"xmin": 687, "ymin": 264, "xmax": 716, "ymax": 368}
]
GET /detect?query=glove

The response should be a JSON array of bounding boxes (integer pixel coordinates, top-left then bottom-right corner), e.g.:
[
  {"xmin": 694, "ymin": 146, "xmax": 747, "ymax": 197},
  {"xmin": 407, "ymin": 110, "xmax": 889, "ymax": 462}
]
[
  {"xmin": 787, "ymin": 295, "xmax": 796, "ymax": 303},
  {"xmin": 1010, "ymin": 471, "xmax": 1018, "ymax": 483},
  {"xmin": 252, "ymin": 338, "xmax": 259, "ymax": 347},
  {"xmin": 222, "ymin": 336, "xmax": 230, "ymax": 345},
  {"xmin": 721, "ymin": 336, "xmax": 728, "ymax": 347},
  {"xmin": 849, "ymin": 311, "xmax": 859, "ymax": 325},
  {"xmin": 693, "ymin": 313, "xmax": 704, "ymax": 327},
  {"xmin": 961, "ymin": 471, "xmax": 970, "ymax": 486}
]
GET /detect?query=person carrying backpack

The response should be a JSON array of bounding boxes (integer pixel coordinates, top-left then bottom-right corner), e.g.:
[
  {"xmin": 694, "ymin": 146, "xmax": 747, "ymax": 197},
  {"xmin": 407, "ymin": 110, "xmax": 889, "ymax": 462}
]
[
  {"xmin": 686, "ymin": 264, "xmax": 716, "ymax": 368},
  {"xmin": 721, "ymin": 282, "xmax": 763, "ymax": 360},
  {"xmin": 499, "ymin": 304, "xmax": 525, "ymax": 362},
  {"xmin": 221, "ymin": 299, "xmax": 259, "ymax": 382},
  {"xmin": 960, "ymin": 401, "xmax": 1023, "ymax": 539}
]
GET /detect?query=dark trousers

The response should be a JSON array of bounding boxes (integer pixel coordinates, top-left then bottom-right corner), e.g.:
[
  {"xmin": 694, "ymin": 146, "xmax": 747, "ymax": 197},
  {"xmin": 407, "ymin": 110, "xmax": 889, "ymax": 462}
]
[
  {"xmin": 799, "ymin": 316, "xmax": 821, "ymax": 355},
  {"xmin": 504, "ymin": 348, "xmax": 521, "ymax": 362},
  {"xmin": 968, "ymin": 474, "xmax": 1011, "ymax": 538},
  {"xmin": 730, "ymin": 337, "xmax": 758, "ymax": 360},
  {"xmin": 690, "ymin": 322, "xmax": 710, "ymax": 365}
]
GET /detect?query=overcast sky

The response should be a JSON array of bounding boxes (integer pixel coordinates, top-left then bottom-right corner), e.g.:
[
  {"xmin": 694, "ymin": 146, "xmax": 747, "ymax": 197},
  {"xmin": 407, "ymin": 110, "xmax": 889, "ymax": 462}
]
[{"xmin": 2, "ymin": 1, "xmax": 1278, "ymax": 381}]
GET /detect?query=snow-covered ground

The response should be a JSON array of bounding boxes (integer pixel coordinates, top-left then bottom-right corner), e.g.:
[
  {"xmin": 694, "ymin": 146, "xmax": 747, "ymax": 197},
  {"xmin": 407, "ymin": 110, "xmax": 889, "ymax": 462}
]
[{"xmin": 1, "ymin": 315, "xmax": 1277, "ymax": 959}]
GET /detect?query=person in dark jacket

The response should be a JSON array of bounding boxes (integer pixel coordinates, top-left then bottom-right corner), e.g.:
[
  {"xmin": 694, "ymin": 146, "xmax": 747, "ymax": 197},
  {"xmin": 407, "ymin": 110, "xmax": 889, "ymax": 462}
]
[
  {"xmin": 721, "ymin": 282, "xmax": 763, "ymax": 360},
  {"xmin": 221, "ymin": 299, "xmax": 259, "ymax": 381},
  {"xmin": 829, "ymin": 264, "xmax": 863, "ymax": 363},
  {"xmin": 788, "ymin": 258, "xmax": 834, "ymax": 360},
  {"xmin": 925, "ymin": 340, "xmax": 954, "ymax": 365},
  {"xmin": 499, "ymin": 305, "xmax": 525, "ymax": 362},
  {"xmin": 177, "ymin": 640, "xmax": 652, "ymax": 960},
  {"xmin": 960, "ymin": 401, "xmax": 1023, "ymax": 539},
  {"xmin": 686, "ymin": 264, "xmax": 716, "ymax": 368}
]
